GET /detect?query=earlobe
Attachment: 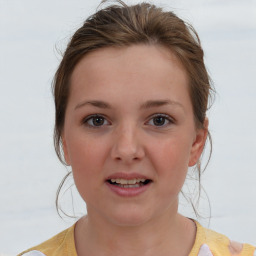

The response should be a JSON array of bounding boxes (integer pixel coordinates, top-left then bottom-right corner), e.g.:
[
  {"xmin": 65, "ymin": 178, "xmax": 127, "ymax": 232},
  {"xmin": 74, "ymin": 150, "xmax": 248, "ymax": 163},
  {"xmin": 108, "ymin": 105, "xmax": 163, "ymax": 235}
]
[
  {"xmin": 188, "ymin": 118, "xmax": 209, "ymax": 167},
  {"xmin": 62, "ymin": 135, "xmax": 71, "ymax": 166}
]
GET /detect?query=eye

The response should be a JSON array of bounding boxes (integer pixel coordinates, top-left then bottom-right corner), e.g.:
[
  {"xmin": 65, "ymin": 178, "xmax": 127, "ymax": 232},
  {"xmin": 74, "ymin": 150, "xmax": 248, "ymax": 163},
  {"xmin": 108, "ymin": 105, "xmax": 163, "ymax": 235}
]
[
  {"xmin": 147, "ymin": 114, "xmax": 173, "ymax": 127},
  {"xmin": 83, "ymin": 115, "xmax": 110, "ymax": 128}
]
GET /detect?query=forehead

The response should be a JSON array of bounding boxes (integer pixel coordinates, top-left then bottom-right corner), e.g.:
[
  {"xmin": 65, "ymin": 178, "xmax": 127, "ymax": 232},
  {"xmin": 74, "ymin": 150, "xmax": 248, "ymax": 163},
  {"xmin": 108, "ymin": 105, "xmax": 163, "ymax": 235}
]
[
  {"xmin": 69, "ymin": 44, "xmax": 190, "ymax": 107},
  {"xmin": 71, "ymin": 44, "xmax": 187, "ymax": 85}
]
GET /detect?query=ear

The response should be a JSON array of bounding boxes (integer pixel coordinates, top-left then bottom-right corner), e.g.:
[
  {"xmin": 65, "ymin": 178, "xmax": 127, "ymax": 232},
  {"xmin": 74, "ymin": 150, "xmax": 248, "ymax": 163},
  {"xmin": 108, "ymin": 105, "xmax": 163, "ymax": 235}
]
[
  {"xmin": 188, "ymin": 118, "xmax": 209, "ymax": 167},
  {"xmin": 62, "ymin": 134, "xmax": 71, "ymax": 166}
]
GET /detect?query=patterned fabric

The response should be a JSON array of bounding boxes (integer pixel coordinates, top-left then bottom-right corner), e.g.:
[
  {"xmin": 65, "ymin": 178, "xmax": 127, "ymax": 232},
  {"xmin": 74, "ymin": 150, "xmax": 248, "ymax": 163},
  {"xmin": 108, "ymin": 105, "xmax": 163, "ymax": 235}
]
[
  {"xmin": 198, "ymin": 244, "xmax": 213, "ymax": 256},
  {"xmin": 21, "ymin": 251, "xmax": 46, "ymax": 256},
  {"xmin": 19, "ymin": 220, "xmax": 256, "ymax": 256},
  {"xmin": 197, "ymin": 243, "xmax": 256, "ymax": 256}
]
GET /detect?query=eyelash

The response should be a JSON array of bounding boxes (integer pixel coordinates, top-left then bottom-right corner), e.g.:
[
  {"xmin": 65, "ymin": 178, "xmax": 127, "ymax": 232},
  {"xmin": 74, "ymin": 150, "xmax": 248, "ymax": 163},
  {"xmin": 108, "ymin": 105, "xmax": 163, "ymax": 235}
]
[
  {"xmin": 146, "ymin": 114, "xmax": 174, "ymax": 127},
  {"xmin": 82, "ymin": 114, "xmax": 110, "ymax": 128},
  {"xmin": 82, "ymin": 113, "xmax": 174, "ymax": 129}
]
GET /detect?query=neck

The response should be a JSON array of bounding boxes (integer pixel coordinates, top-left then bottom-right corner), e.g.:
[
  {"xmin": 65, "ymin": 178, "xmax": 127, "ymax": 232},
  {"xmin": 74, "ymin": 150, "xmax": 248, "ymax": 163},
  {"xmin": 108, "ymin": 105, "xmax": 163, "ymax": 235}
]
[{"xmin": 74, "ymin": 204, "xmax": 196, "ymax": 256}]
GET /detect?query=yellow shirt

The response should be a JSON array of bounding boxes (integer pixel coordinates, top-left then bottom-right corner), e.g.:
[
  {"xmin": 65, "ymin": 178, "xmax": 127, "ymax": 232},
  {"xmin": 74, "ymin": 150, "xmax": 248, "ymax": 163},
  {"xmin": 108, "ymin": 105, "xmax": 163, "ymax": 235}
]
[{"xmin": 18, "ymin": 221, "xmax": 256, "ymax": 256}]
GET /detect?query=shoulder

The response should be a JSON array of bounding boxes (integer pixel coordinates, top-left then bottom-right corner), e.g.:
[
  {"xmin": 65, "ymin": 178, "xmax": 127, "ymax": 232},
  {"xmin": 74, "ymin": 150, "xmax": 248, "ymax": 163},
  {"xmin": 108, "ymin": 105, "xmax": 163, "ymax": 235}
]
[
  {"xmin": 189, "ymin": 221, "xmax": 256, "ymax": 256},
  {"xmin": 18, "ymin": 224, "xmax": 77, "ymax": 256}
]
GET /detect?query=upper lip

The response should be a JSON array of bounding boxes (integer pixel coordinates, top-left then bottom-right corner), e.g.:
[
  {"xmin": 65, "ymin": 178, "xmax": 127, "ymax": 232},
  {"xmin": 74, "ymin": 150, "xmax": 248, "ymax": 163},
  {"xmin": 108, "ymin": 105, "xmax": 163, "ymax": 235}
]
[{"xmin": 106, "ymin": 172, "xmax": 152, "ymax": 181}]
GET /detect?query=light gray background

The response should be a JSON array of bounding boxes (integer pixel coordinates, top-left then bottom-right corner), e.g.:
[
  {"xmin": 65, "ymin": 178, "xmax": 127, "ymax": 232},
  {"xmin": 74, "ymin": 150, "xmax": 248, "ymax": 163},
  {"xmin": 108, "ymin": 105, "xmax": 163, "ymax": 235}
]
[{"xmin": 0, "ymin": 0, "xmax": 255, "ymax": 254}]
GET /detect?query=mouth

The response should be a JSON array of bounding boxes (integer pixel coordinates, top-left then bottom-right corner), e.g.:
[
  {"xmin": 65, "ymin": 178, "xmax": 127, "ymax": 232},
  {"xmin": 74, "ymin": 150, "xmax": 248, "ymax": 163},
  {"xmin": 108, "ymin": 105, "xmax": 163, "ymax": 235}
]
[{"xmin": 107, "ymin": 178, "xmax": 152, "ymax": 188}]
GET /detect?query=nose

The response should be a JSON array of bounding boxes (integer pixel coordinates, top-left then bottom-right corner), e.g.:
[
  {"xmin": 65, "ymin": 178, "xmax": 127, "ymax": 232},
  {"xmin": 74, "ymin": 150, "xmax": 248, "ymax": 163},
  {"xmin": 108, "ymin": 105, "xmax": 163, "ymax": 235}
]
[{"xmin": 110, "ymin": 123, "xmax": 145, "ymax": 164}]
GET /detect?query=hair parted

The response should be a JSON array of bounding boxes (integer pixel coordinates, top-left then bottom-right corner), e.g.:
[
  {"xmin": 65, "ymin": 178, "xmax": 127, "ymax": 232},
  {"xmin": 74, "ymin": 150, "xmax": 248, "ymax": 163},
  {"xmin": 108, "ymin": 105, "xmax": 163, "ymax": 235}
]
[{"xmin": 53, "ymin": 0, "xmax": 214, "ymax": 217}]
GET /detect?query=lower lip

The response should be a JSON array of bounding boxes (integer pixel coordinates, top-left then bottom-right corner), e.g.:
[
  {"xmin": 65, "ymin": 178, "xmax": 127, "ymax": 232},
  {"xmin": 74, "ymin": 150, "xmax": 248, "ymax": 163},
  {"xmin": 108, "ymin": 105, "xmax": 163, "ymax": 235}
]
[{"xmin": 105, "ymin": 182, "xmax": 151, "ymax": 197}]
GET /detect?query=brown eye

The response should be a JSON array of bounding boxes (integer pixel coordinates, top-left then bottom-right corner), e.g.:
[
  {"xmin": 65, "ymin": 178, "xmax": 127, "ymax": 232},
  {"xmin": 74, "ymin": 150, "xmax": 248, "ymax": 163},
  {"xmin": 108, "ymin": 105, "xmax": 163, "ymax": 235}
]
[
  {"xmin": 147, "ymin": 114, "xmax": 173, "ymax": 127},
  {"xmin": 92, "ymin": 116, "xmax": 105, "ymax": 126},
  {"xmin": 153, "ymin": 116, "xmax": 166, "ymax": 126},
  {"xmin": 83, "ymin": 115, "xmax": 109, "ymax": 128}
]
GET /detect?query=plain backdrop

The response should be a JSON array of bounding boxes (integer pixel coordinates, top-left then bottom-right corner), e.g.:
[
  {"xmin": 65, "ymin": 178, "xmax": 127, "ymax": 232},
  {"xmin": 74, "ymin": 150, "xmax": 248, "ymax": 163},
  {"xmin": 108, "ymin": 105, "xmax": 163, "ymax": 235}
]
[{"xmin": 0, "ymin": 0, "xmax": 255, "ymax": 254}]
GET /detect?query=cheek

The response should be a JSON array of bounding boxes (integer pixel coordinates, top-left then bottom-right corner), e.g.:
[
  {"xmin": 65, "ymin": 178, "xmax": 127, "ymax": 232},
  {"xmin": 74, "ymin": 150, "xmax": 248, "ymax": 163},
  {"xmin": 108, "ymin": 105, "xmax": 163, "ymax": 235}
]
[
  {"xmin": 150, "ymin": 137, "xmax": 192, "ymax": 187},
  {"xmin": 68, "ymin": 134, "xmax": 107, "ymax": 170},
  {"xmin": 66, "ymin": 136, "xmax": 108, "ymax": 197}
]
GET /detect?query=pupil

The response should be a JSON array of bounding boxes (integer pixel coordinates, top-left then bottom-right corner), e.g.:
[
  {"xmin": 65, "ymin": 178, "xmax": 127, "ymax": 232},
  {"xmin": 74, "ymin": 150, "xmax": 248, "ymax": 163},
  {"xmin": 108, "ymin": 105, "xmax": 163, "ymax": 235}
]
[
  {"xmin": 153, "ymin": 116, "xmax": 165, "ymax": 126},
  {"xmin": 93, "ymin": 117, "xmax": 104, "ymax": 126}
]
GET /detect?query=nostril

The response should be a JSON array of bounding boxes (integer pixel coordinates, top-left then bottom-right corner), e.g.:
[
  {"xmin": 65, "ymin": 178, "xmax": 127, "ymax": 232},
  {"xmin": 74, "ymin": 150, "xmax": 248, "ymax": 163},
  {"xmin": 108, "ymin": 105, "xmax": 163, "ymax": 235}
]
[{"xmin": 110, "ymin": 135, "xmax": 145, "ymax": 162}]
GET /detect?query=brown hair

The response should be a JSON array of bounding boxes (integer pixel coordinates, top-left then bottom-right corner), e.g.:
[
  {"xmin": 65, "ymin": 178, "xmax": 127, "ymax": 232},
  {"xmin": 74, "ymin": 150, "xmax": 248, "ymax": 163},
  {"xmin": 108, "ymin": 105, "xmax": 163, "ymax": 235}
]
[{"xmin": 53, "ymin": 0, "xmax": 214, "ymax": 216}]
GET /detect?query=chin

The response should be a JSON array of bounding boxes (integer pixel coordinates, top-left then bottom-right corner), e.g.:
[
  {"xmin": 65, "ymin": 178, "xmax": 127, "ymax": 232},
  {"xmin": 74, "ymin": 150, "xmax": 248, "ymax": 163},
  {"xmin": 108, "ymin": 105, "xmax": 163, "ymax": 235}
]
[{"xmin": 105, "ymin": 206, "xmax": 155, "ymax": 227}]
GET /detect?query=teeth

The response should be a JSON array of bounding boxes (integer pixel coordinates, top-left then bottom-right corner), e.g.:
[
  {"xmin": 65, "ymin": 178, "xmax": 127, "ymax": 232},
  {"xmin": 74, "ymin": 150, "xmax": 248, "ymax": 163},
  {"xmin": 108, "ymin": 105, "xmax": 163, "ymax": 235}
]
[
  {"xmin": 110, "ymin": 178, "xmax": 146, "ymax": 185},
  {"xmin": 117, "ymin": 184, "xmax": 140, "ymax": 188}
]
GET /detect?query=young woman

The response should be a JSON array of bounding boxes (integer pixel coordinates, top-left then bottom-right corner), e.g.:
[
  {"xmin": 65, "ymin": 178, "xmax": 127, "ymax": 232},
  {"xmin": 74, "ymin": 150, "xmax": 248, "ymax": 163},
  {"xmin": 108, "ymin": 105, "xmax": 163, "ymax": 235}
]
[{"xmin": 19, "ymin": 1, "xmax": 255, "ymax": 255}]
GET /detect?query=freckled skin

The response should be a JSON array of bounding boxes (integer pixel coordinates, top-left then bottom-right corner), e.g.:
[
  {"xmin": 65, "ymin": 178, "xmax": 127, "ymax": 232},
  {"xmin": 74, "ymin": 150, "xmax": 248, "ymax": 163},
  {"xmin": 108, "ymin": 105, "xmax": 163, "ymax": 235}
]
[{"xmin": 62, "ymin": 45, "xmax": 208, "ymax": 255}]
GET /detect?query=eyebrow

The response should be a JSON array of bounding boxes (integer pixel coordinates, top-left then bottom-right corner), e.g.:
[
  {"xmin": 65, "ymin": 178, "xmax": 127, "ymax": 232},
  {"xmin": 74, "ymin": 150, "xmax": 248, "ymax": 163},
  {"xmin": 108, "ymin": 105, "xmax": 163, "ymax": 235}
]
[
  {"xmin": 75, "ymin": 99, "xmax": 184, "ymax": 110},
  {"xmin": 140, "ymin": 99, "xmax": 184, "ymax": 110},
  {"xmin": 75, "ymin": 100, "xmax": 111, "ymax": 110}
]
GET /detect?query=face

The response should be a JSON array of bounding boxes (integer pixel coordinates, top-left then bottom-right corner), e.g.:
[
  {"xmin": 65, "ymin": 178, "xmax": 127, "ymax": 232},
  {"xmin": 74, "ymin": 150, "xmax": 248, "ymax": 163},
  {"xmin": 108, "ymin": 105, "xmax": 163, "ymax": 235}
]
[{"xmin": 62, "ymin": 44, "xmax": 207, "ymax": 227}]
